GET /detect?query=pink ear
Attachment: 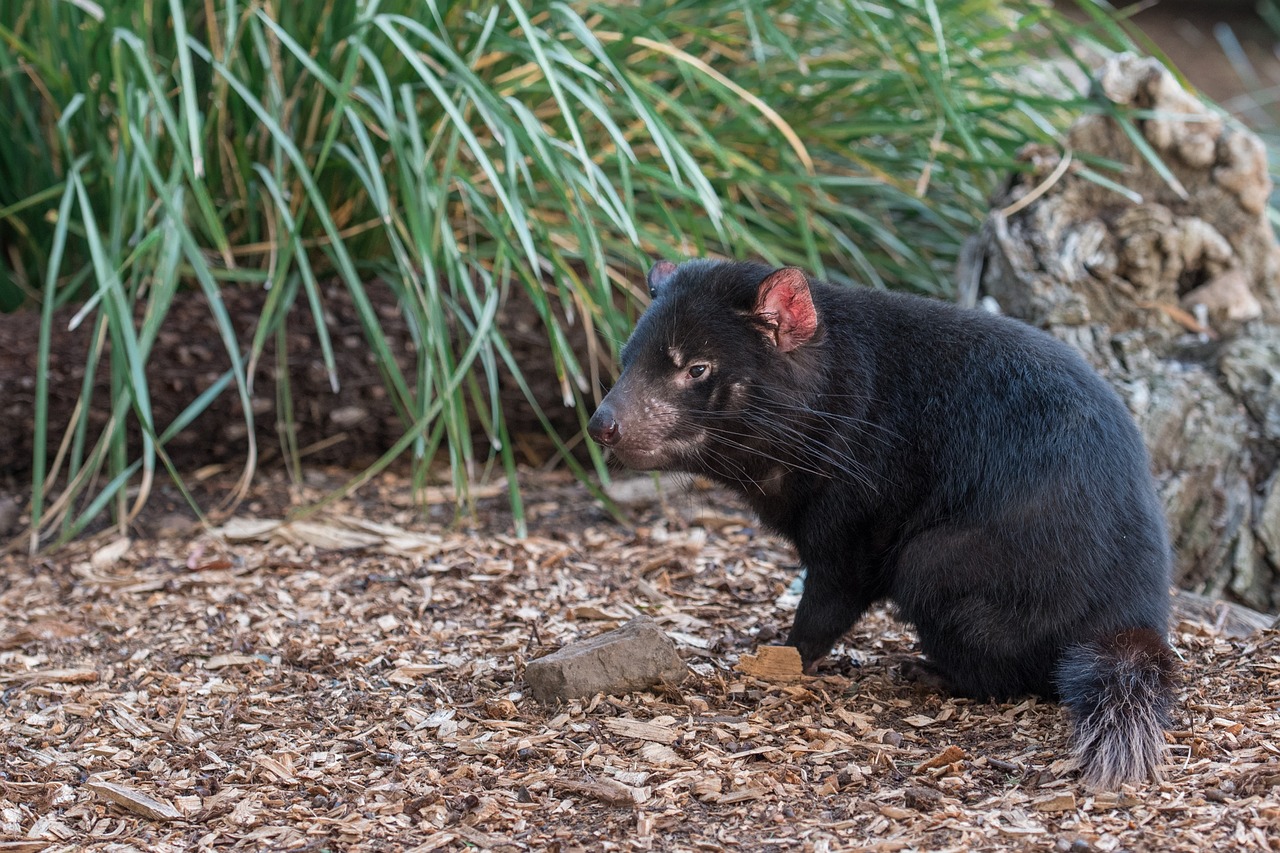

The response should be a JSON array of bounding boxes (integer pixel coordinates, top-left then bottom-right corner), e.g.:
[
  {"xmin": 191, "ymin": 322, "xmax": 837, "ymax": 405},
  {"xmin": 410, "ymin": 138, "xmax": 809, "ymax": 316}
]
[
  {"xmin": 647, "ymin": 260, "xmax": 678, "ymax": 296},
  {"xmin": 753, "ymin": 268, "xmax": 818, "ymax": 352}
]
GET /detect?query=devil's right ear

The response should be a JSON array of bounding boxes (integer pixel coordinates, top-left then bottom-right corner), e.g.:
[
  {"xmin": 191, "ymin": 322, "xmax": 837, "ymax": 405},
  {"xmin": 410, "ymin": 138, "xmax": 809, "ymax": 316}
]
[
  {"xmin": 647, "ymin": 260, "xmax": 678, "ymax": 297},
  {"xmin": 754, "ymin": 267, "xmax": 819, "ymax": 352}
]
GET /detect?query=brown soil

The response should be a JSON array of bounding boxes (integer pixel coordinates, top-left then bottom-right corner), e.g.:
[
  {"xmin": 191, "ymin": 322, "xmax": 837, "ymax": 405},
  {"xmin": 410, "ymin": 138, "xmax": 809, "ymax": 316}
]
[
  {"xmin": 0, "ymin": 278, "xmax": 600, "ymax": 482},
  {"xmin": 1, "ymin": 470, "xmax": 1277, "ymax": 851}
]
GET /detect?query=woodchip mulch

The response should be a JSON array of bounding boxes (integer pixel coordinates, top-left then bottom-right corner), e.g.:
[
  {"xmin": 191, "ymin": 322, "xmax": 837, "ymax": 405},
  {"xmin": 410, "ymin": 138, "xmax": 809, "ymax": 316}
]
[{"xmin": 1, "ymin": 471, "xmax": 1277, "ymax": 852}]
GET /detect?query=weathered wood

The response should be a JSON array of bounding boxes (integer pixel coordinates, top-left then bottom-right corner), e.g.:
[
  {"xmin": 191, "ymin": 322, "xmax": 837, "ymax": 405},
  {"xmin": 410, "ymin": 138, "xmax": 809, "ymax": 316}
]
[{"xmin": 962, "ymin": 54, "xmax": 1280, "ymax": 613}]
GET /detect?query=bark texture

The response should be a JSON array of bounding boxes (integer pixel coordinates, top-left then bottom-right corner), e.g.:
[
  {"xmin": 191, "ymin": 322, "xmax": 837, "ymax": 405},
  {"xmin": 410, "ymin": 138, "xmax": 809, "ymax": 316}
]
[{"xmin": 960, "ymin": 54, "xmax": 1280, "ymax": 611}]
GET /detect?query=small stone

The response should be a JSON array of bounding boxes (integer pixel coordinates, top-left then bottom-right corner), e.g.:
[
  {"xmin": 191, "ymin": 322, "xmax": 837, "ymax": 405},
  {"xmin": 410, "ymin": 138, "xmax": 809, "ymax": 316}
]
[
  {"xmin": 524, "ymin": 616, "xmax": 688, "ymax": 702},
  {"xmin": 329, "ymin": 405, "xmax": 368, "ymax": 428},
  {"xmin": 903, "ymin": 786, "xmax": 944, "ymax": 811},
  {"xmin": 1055, "ymin": 839, "xmax": 1096, "ymax": 853}
]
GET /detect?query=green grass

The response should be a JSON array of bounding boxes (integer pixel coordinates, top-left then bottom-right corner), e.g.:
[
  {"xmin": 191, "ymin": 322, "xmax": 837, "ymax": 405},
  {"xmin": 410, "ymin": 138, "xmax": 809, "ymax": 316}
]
[{"xmin": 0, "ymin": 0, "xmax": 1132, "ymax": 546}]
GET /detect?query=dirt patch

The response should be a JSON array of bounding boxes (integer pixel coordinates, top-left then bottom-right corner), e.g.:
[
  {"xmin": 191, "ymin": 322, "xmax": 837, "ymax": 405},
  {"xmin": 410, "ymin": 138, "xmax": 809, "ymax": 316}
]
[
  {"xmin": 1, "ymin": 471, "xmax": 1277, "ymax": 851},
  {"xmin": 1129, "ymin": 1, "xmax": 1280, "ymax": 109}
]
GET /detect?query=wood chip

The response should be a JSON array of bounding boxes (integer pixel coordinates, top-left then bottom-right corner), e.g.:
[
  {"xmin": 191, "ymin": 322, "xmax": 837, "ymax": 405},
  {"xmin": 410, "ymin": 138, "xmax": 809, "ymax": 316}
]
[
  {"xmin": 453, "ymin": 826, "xmax": 519, "ymax": 850},
  {"xmin": 550, "ymin": 777, "xmax": 638, "ymax": 806},
  {"xmin": 735, "ymin": 645, "xmax": 803, "ymax": 682},
  {"xmin": 879, "ymin": 805, "xmax": 914, "ymax": 819},
  {"xmin": 90, "ymin": 537, "xmax": 131, "ymax": 569},
  {"xmin": 204, "ymin": 654, "xmax": 259, "ymax": 669},
  {"xmin": 0, "ymin": 619, "xmax": 84, "ymax": 648},
  {"xmin": 1032, "ymin": 792, "xmax": 1078, "ymax": 812},
  {"xmin": 693, "ymin": 775, "xmax": 723, "ymax": 801},
  {"xmin": 253, "ymin": 755, "xmax": 298, "ymax": 784},
  {"xmin": 387, "ymin": 664, "xmax": 447, "ymax": 685},
  {"xmin": 918, "ymin": 745, "xmax": 967, "ymax": 772},
  {"xmin": 599, "ymin": 717, "xmax": 679, "ymax": 744},
  {"xmin": 1, "ymin": 469, "xmax": 1275, "ymax": 851},
  {"xmin": 0, "ymin": 667, "xmax": 98, "ymax": 684},
  {"xmin": 86, "ymin": 780, "xmax": 183, "ymax": 821},
  {"xmin": 636, "ymin": 742, "xmax": 683, "ymax": 766}
]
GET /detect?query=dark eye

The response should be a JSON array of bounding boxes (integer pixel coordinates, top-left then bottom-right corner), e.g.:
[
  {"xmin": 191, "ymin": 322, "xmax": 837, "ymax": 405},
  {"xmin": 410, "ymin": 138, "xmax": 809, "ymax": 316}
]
[{"xmin": 687, "ymin": 364, "xmax": 709, "ymax": 379}]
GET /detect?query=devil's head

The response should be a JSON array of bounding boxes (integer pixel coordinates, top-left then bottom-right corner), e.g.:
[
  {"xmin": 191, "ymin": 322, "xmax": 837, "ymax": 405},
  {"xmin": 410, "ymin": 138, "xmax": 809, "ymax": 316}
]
[{"xmin": 587, "ymin": 260, "xmax": 825, "ymax": 475}]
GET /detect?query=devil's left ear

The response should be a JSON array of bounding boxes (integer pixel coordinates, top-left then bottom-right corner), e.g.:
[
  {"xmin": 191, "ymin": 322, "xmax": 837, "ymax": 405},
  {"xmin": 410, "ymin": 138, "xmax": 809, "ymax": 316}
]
[
  {"xmin": 647, "ymin": 260, "xmax": 678, "ymax": 297},
  {"xmin": 753, "ymin": 268, "xmax": 819, "ymax": 352}
]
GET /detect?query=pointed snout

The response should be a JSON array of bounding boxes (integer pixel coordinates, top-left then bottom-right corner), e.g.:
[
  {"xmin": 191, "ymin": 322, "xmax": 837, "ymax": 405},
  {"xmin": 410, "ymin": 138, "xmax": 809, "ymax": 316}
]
[
  {"xmin": 586, "ymin": 382, "xmax": 671, "ymax": 471},
  {"xmin": 588, "ymin": 403, "xmax": 620, "ymax": 447}
]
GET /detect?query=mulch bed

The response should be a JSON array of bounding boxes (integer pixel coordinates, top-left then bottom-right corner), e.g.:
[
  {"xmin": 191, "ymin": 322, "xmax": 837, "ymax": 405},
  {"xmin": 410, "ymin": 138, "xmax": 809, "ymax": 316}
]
[{"xmin": 1, "ymin": 470, "xmax": 1278, "ymax": 852}]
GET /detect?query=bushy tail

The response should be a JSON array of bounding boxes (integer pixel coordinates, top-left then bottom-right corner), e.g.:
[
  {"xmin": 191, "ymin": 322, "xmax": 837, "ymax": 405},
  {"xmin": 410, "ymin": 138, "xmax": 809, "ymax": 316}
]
[{"xmin": 1056, "ymin": 627, "xmax": 1177, "ymax": 790}]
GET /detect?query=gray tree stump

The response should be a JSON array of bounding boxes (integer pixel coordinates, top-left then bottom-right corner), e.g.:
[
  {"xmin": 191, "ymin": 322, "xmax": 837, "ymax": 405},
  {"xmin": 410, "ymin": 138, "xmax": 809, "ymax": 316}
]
[{"xmin": 960, "ymin": 54, "xmax": 1280, "ymax": 612}]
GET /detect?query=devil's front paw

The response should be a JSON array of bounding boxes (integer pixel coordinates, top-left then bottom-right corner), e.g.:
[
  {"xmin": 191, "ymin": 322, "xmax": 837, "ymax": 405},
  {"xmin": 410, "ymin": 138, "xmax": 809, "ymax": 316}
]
[
  {"xmin": 787, "ymin": 570, "xmax": 867, "ymax": 676},
  {"xmin": 785, "ymin": 631, "xmax": 835, "ymax": 675},
  {"xmin": 800, "ymin": 654, "xmax": 826, "ymax": 676}
]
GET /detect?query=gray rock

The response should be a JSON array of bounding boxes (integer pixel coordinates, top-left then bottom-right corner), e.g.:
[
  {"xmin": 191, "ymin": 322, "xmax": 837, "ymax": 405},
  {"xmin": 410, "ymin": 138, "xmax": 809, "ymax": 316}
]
[
  {"xmin": 524, "ymin": 616, "xmax": 688, "ymax": 703},
  {"xmin": 1219, "ymin": 327, "xmax": 1280, "ymax": 442}
]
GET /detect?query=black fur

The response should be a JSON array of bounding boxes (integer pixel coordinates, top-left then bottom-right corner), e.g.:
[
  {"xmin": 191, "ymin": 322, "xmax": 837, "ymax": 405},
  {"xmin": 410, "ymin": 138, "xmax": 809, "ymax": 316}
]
[{"xmin": 588, "ymin": 260, "xmax": 1176, "ymax": 788}]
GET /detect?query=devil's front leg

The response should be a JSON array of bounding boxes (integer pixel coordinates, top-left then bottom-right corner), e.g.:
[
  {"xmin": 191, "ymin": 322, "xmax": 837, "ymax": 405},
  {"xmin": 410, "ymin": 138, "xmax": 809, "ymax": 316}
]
[{"xmin": 785, "ymin": 561, "xmax": 875, "ymax": 674}]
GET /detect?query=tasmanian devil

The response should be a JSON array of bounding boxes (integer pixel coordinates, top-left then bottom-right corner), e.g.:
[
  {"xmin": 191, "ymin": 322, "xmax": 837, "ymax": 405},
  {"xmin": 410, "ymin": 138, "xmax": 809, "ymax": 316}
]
[{"xmin": 587, "ymin": 259, "xmax": 1176, "ymax": 790}]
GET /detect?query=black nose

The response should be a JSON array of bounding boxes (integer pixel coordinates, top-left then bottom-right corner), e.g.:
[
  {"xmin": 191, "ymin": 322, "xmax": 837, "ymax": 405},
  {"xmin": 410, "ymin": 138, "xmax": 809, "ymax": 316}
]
[{"xmin": 588, "ymin": 405, "xmax": 620, "ymax": 447}]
